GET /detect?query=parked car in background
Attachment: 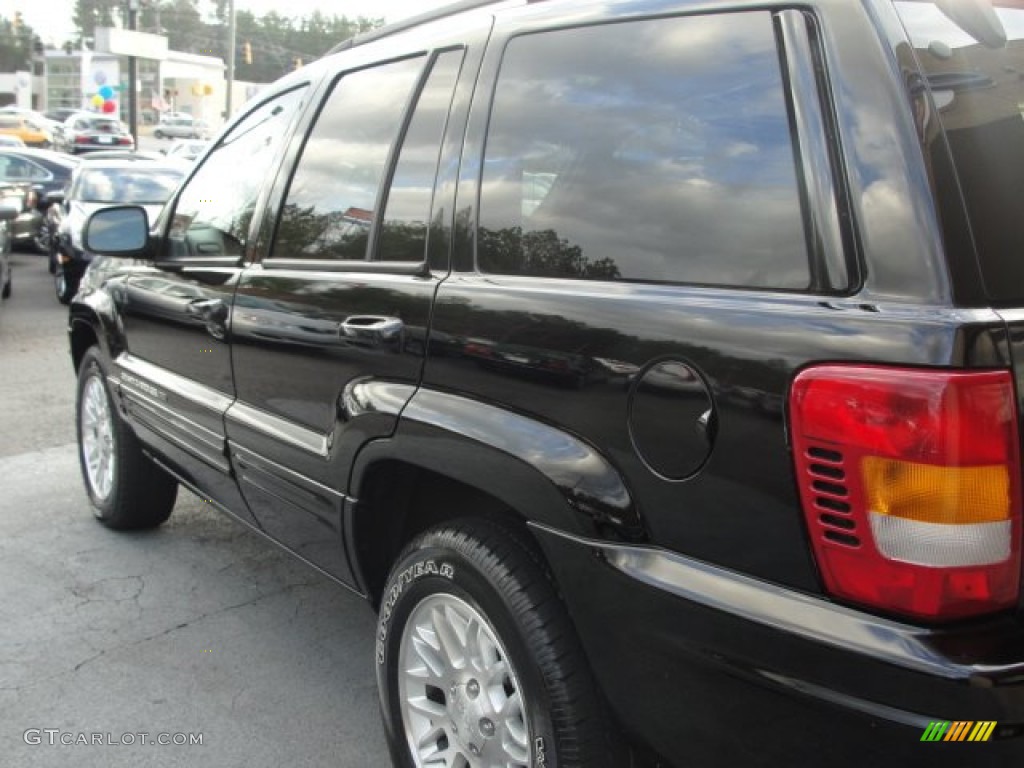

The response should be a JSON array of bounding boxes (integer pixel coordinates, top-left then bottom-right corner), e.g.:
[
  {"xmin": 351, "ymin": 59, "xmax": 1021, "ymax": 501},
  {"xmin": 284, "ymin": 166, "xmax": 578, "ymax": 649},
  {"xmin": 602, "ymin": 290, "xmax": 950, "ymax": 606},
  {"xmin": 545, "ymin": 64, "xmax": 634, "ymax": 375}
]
[
  {"xmin": 60, "ymin": 114, "xmax": 134, "ymax": 155},
  {"xmin": 0, "ymin": 148, "xmax": 79, "ymax": 252},
  {"xmin": 55, "ymin": 159, "xmax": 182, "ymax": 303},
  {"xmin": 0, "ymin": 106, "xmax": 63, "ymax": 132},
  {"xmin": 153, "ymin": 114, "xmax": 207, "ymax": 140},
  {"xmin": 0, "ymin": 135, "xmax": 26, "ymax": 147},
  {"xmin": 0, "ymin": 114, "xmax": 54, "ymax": 149},
  {"xmin": 44, "ymin": 107, "xmax": 82, "ymax": 125},
  {"xmin": 78, "ymin": 149, "xmax": 166, "ymax": 163},
  {"xmin": 163, "ymin": 139, "xmax": 210, "ymax": 164},
  {"xmin": 0, "ymin": 192, "xmax": 19, "ymax": 302}
]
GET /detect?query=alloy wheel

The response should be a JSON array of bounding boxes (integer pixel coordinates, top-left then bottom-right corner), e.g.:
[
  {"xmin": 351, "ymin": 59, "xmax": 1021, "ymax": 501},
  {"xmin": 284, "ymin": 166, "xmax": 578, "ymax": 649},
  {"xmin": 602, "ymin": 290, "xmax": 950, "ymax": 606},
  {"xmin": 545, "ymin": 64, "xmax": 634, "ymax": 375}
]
[
  {"xmin": 398, "ymin": 593, "xmax": 531, "ymax": 768},
  {"xmin": 80, "ymin": 375, "xmax": 115, "ymax": 501}
]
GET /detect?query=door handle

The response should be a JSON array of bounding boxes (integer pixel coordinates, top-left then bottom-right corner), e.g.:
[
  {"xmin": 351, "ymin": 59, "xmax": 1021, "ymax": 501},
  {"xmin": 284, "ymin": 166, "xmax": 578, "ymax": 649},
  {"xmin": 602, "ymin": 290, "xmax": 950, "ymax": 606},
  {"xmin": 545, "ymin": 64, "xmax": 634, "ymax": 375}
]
[
  {"xmin": 338, "ymin": 315, "xmax": 404, "ymax": 347},
  {"xmin": 186, "ymin": 297, "xmax": 226, "ymax": 319}
]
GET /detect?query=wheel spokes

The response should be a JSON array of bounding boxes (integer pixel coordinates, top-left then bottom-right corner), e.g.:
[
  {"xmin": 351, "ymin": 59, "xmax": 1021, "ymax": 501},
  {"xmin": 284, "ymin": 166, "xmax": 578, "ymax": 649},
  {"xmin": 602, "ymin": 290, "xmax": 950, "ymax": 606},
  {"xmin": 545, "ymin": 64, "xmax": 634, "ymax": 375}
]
[{"xmin": 398, "ymin": 592, "xmax": 532, "ymax": 768}]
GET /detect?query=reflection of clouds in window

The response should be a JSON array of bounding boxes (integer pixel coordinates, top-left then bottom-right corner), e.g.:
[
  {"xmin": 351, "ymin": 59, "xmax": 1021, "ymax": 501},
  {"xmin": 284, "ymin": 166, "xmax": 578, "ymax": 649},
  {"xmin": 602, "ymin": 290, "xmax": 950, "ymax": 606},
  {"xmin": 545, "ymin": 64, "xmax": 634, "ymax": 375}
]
[
  {"xmin": 377, "ymin": 51, "xmax": 464, "ymax": 263},
  {"xmin": 276, "ymin": 57, "xmax": 423, "ymax": 260},
  {"xmin": 479, "ymin": 12, "xmax": 809, "ymax": 289}
]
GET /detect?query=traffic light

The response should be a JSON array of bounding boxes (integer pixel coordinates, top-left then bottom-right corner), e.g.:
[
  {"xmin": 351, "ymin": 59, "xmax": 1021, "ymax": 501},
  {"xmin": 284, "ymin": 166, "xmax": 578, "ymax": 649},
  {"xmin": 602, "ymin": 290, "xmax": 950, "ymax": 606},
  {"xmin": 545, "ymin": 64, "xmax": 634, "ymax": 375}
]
[{"xmin": 242, "ymin": 40, "xmax": 252, "ymax": 65}]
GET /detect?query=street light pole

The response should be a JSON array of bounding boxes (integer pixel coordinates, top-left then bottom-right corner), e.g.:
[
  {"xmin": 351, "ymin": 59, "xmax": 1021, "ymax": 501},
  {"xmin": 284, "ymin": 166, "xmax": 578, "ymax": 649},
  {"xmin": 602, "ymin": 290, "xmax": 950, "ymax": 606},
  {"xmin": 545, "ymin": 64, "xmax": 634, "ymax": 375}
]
[
  {"xmin": 226, "ymin": 0, "xmax": 236, "ymax": 121},
  {"xmin": 127, "ymin": 0, "xmax": 139, "ymax": 141}
]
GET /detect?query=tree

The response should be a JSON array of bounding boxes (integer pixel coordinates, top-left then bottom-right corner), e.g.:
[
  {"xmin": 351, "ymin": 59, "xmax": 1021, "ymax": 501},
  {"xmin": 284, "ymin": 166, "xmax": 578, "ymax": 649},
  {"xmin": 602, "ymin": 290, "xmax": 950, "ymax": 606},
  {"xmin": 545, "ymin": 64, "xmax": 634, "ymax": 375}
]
[
  {"xmin": 73, "ymin": 0, "xmax": 120, "ymax": 41},
  {"xmin": 70, "ymin": 3, "xmax": 384, "ymax": 85},
  {"xmin": 0, "ymin": 15, "xmax": 35, "ymax": 72}
]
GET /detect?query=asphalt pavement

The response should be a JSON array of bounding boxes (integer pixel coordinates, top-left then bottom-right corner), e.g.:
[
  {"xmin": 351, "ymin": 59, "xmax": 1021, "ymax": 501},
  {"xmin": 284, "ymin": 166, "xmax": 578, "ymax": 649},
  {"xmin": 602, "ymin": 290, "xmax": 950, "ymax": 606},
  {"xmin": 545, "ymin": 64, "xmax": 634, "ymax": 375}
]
[{"xmin": 0, "ymin": 246, "xmax": 390, "ymax": 766}]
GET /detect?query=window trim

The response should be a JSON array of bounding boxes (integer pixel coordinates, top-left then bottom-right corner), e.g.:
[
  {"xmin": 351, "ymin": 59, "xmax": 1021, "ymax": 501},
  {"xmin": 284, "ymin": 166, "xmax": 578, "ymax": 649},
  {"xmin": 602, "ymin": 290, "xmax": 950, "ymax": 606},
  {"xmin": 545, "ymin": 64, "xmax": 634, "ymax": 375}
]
[
  {"xmin": 261, "ymin": 258, "xmax": 430, "ymax": 275},
  {"xmin": 776, "ymin": 9, "xmax": 856, "ymax": 294}
]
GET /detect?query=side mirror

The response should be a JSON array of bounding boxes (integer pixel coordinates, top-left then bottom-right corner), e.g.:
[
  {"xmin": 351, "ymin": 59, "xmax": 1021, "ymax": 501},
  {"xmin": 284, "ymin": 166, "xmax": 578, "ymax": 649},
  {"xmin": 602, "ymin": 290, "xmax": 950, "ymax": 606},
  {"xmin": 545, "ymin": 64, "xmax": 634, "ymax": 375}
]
[
  {"xmin": 0, "ymin": 200, "xmax": 19, "ymax": 222},
  {"xmin": 84, "ymin": 206, "xmax": 150, "ymax": 256}
]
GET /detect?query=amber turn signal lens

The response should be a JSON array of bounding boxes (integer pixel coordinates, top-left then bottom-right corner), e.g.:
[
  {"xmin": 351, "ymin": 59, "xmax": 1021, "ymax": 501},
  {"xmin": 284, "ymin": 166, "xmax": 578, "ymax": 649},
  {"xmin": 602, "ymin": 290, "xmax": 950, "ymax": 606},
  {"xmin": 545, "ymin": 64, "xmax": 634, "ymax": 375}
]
[{"xmin": 862, "ymin": 458, "xmax": 1011, "ymax": 525}]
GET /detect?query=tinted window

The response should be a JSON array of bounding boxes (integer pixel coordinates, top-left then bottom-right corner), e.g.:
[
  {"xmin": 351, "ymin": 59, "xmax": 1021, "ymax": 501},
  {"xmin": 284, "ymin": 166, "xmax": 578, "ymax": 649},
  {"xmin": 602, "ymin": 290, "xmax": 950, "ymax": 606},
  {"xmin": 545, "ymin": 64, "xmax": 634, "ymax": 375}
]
[
  {"xmin": 478, "ymin": 13, "xmax": 810, "ymax": 288},
  {"xmin": 167, "ymin": 87, "xmax": 306, "ymax": 259},
  {"xmin": 272, "ymin": 57, "xmax": 424, "ymax": 261},
  {"xmin": 377, "ymin": 50, "xmax": 464, "ymax": 263},
  {"xmin": 895, "ymin": 1, "xmax": 1024, "ymax": 303}
]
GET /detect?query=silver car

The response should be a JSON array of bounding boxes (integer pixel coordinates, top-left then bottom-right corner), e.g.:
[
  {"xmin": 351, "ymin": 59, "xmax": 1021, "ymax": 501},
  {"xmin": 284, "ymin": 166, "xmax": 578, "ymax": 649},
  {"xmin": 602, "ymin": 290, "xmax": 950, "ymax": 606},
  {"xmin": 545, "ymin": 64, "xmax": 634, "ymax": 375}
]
[{"xmin": 153, "ymin": 116, "xmax": 208, "ymax": 140}]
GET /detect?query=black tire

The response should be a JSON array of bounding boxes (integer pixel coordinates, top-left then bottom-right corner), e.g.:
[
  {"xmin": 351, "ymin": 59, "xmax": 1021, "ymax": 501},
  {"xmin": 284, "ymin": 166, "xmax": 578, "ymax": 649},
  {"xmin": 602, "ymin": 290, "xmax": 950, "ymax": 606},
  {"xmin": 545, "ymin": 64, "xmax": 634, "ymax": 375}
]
[
  {"xmin": 55, "ymin": 266, "xmax": 77, "ymax": 305},
  {"xmin": 76, "ymin": 347, "xmax": 178, "ymax": 529},
  {"xmin": 377, "ymin": 519, "xmax": 622, "ymax": 768},
  {"xmin": 2, "ymin": 268, "xmax": 10, "ymax": 299},
  {"xmin": 32, "ymin": 222, "xmax": 50, "ymax": 255},
  {"xmin": 154, "ymin": 129, "xmax": 164, "ymax": 139}
]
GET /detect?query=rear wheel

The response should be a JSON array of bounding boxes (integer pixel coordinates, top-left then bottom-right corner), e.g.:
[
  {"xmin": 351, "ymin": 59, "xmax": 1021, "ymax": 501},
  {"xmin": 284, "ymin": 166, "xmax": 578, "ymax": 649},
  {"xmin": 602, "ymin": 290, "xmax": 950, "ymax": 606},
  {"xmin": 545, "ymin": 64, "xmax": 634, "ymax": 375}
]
[
  {"xmin": 32, "ymin": 221, "xmax": 50, "ymax": 254},
  {"xmin": 2, "ymin": 265, "xmax": 10, "ymax": 298},
  {"xmin": 377, "ymin": 519, "xmax": 622, "ymax": 768},
  {"xmin": 76, "ymin": 348, "xmax": 178, "ymax": 529}
]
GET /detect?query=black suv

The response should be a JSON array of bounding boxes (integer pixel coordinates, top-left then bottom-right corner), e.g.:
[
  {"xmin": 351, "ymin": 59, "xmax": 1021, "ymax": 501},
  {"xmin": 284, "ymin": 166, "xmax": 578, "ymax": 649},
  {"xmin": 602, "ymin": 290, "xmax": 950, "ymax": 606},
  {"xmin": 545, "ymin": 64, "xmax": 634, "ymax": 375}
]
[{"xmin": 69, "ymin": 1, "xmax": 1024, "ymax": 765}]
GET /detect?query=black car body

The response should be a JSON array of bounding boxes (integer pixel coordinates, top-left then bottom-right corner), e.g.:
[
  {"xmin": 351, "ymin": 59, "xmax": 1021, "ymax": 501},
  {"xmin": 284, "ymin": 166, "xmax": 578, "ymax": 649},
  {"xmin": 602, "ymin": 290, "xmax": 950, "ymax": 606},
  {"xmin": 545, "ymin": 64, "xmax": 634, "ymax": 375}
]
[
  {"xmin": 0, "ymin": 148, "xmax": 78, "ymax": 251},
  {"xmin": 68, "ymin": 1, "xmax": 1024, "ymax": 765},
  {"xmin": 61, "ymin": 114, "xmax": 134, "ymax": 155},
  {"xmin": 55, "ymin": 160, "xmax": 182, "ymax": 303}
]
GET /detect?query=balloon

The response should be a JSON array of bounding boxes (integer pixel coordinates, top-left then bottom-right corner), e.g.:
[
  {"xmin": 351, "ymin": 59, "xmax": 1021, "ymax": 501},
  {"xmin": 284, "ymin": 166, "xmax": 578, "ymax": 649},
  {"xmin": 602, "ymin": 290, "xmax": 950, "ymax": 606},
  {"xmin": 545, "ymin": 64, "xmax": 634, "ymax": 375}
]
[
  {"xmin": 93, "ymin": 70, "xmax": 107, "ymax": 85},
  {"xmin": 98, "ymin": 85, "xmax": 114, "ymax": 100},
  {"xmin": 101, "ymin": 100, "xmax": 117, "ymax": 114},
  {"xmin": 91, "ymin": 94, "xmax": 104, "ymax": 107}
]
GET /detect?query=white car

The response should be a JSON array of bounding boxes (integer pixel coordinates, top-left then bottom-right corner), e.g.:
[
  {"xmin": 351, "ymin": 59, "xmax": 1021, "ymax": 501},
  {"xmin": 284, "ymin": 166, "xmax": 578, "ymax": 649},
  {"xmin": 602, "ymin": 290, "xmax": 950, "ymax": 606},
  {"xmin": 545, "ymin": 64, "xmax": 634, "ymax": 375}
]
[
  {"xmin": 164, "ymin": 139, "xmax": 211, "ymax": 164},
  {"xmin": 153, "ymin": 115, "xmax": 210, "ymax": 140}
]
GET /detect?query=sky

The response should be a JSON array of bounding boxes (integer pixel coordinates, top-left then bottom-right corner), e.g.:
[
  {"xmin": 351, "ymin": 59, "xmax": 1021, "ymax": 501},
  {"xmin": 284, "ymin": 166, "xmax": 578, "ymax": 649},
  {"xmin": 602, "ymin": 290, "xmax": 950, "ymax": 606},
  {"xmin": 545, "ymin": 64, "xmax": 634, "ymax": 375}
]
[{"xmin": 2, "ymin": 0, "xmax": 453, "ymax": 47}]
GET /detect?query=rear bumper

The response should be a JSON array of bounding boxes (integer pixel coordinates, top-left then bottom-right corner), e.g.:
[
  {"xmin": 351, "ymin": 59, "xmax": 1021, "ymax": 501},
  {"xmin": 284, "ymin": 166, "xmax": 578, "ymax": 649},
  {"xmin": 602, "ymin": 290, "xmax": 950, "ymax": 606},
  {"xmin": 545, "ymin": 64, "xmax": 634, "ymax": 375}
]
[{"xmin": 531, "ymin": 526, "xmax": 1024, "ymax": 767}]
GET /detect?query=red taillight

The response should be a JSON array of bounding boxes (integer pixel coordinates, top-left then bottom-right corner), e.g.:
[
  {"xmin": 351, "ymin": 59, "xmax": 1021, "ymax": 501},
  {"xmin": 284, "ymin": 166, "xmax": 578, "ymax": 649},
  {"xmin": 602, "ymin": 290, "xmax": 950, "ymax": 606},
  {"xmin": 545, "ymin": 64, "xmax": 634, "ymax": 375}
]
[
  {"xmin": 118, "ymin": 137, "xmax": 132, "ymax": 146},
  {"xmin": 789, "ymin": 365, "xmax": 1021, "ymax": 621},
  {"xmin": 75, "ymin": 135, "xmax": 90, "ymax": 144}
]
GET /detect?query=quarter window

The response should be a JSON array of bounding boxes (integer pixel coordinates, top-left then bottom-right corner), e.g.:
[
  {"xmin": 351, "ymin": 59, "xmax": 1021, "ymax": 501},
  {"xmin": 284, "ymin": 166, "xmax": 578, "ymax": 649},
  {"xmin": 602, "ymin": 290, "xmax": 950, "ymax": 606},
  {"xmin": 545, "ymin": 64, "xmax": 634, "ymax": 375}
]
[
  {"xmin": 478, "ymin": 13, "xmax": 812, "ymax": 289},
  {"xmin": 166, "ymin": 87, "xmax": 306, "ymax": 259}
]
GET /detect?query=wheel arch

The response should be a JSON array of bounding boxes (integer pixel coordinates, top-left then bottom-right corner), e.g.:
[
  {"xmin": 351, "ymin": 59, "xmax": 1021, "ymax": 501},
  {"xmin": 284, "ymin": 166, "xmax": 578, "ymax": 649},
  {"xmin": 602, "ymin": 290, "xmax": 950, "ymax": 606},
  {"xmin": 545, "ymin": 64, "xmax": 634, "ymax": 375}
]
[
  {"xmin": 346, "ymin": 391, "xmax": 645, "ymax": 607},
  {"xmin": 69, "ymin": 298, "xmax": 122, "ymax": 373}
]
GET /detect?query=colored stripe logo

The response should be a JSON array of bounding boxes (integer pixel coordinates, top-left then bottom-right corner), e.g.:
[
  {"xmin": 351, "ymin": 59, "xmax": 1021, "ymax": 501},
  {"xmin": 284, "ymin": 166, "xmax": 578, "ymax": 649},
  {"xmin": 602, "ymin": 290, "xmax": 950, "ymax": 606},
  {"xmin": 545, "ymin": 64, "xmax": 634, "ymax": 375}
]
[{"xmin": 921, "ymin": 721, "xmax": 996, "ymax": 742}]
